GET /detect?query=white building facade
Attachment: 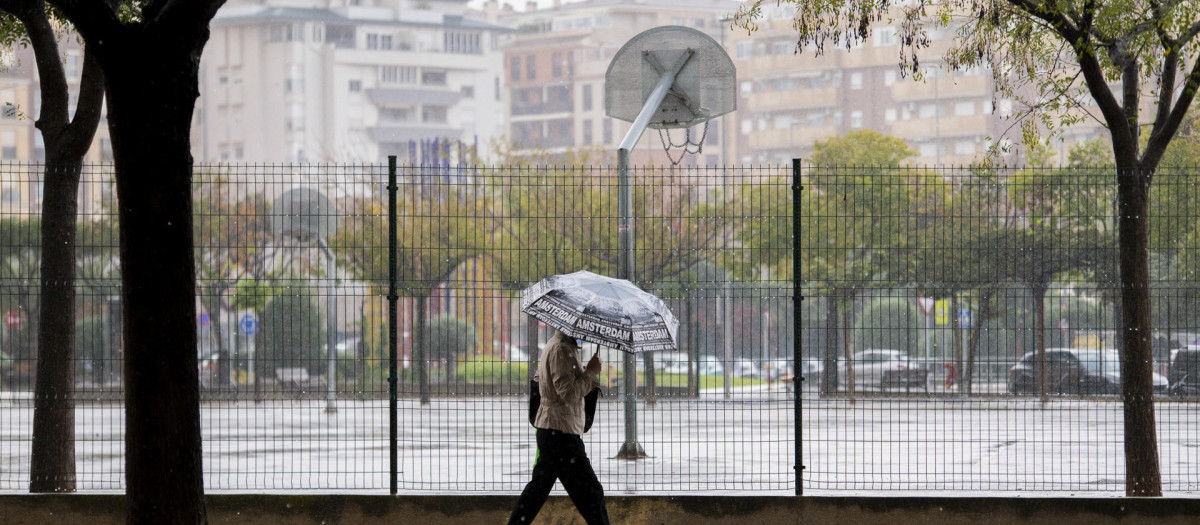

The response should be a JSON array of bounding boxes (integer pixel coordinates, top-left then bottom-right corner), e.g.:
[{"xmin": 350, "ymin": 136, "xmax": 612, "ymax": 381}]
[{"xmin": 196, "ymin": 0, "xmax": 509, "ymax": 163}]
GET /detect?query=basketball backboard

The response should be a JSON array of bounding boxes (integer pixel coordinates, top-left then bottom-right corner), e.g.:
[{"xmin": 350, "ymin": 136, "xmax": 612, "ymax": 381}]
[
  {"xmin": 271, "ymin": 187, "xmax": 337, "ymax": 242},
  {"xmin": 605, "ymin": 26, "xmax": 736, "ymax": 130}
]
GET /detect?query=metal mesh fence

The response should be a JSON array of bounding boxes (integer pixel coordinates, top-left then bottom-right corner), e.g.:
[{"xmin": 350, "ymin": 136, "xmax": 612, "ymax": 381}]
[
  {"xmin": 0, "ymin": 161, "xmax": 796, "ymax": 494},
  {"xmin": 2, "ymin": 161, "xmax": 1200, "ymax": 495},
  {"xmin": 800, "ymin": 164, "xmax": 1200, "ymax": 494}
]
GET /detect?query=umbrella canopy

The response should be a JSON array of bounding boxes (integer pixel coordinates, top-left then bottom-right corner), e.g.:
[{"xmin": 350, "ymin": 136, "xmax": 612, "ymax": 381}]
[{"xmin": 521, "ymin": 270, "xmax": 679, "ymax": 353}]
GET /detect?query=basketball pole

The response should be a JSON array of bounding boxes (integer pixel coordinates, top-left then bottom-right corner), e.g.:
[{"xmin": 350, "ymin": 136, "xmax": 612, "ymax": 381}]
[{"xmin": 615, "ymin": 49, "xmax": 693, "ymax": 460}]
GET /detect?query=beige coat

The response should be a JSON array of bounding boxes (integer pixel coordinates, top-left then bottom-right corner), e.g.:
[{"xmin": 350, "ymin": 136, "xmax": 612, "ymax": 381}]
[{"xmin": 533, "ymin": 331, "xmax": 600, "ymax": 435}]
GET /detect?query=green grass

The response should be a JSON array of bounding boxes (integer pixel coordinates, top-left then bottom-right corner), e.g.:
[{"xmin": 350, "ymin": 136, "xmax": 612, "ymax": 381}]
[
  {"xmin": 455, "ymin": 356, "xmax": 529, "ymax": 385},
  {"xmin": 635, "ymin": 372, "xmax": 766, "ymax": 389}
]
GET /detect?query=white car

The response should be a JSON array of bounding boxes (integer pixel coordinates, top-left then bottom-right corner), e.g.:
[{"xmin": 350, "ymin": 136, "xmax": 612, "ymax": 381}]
[{"xmin": 838, "ymin": 350, "xmax": 927, "ymax": 390}]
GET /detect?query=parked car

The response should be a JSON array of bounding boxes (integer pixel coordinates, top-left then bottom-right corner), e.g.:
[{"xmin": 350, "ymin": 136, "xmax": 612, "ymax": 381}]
[
  {"xmin": 731, "ymin": 359, "xmax": 759, "ymax": 378},
  {"xmin": 1007, "ymin": 348, "xmax": 1168, "ymax": 395},
  {"xmin": 697, "ymin": 355, "xmax": 724, "ymax": 376},
  {"xmin": 838, "ymin": 350, "xmax": 927, "ymax": 391},
  {"xmin": 1168, "ymin": 348, "xmax": 1200, "ymax": 396},
  {"xmin": 799, "ymin": 359, "xmax": 823, "ymax": 382}
]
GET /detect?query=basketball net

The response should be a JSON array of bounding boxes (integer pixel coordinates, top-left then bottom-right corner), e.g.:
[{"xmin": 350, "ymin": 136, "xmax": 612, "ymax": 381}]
[{"xmin": 657, "ymin": 121, "xmax": 708, "ymax": 167}]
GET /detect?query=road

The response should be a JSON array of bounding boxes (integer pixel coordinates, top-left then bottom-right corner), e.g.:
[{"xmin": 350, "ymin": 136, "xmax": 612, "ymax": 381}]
[{"xmin": 2, "ymin": 385, "xmax": 1198, "ymax": 496}]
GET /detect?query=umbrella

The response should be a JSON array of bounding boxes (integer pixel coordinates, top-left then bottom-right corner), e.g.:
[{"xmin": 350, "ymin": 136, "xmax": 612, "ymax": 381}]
[{"xmin": 521, "ymin": 270, "xmax": 679, "ymax": 353}]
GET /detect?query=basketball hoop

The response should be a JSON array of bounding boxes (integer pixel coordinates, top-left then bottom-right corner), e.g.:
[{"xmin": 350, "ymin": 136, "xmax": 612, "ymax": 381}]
[{"xmin": 658, "ymin": 121, "xmax": 708, "ymax": 166}]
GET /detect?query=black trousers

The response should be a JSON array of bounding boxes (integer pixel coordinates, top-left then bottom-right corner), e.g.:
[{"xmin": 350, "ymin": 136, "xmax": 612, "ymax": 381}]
[{"xmin": 507, "ymin": 428, "xmax": 610, "ymax": 525}]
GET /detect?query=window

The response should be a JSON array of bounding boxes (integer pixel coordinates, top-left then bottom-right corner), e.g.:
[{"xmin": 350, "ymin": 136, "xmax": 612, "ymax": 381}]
[
  {"xmin": 885, "ymin": 108, "xmax": 897, "ymax": 123},
  {"xmin": 445, "ymin": 31, "xmax": 482, "ymax": 54},
  {"xmin": 422, "ymin": 105, "xmax": 447, "ymax": 123},
  {"xmin": 884, "ymin": 70, "xmax": 896, "ymax": 86},
  {"xmin": 366, "ymin": 33, "xmax": 393, "ymax": 49},
  {"xmin": 461, "ymin": 85, "xmax": 475, "ymax": 98},
  {"xmin": 740, "ymin": 81, "xmax": 753, "ymax": 96},
  {"xmin": 380, "ymin": 66, "xmax": 416, "ymax": 85},
  {"xmin": 955, "ymin": 140, "xmax": 975, "ymax": 155},
  {"xmin": 380, "ymin": 108, "xmax": 411, "ymax": 121},
  {"xmin": 526, "ymin": 55, "xmax": 536, "ymax": 80},
  {"xmin": 919, "ymin": 104, "xmax": 939, "ymax": 119},
  {"xmin": 850, "ymin": 110, "xmax": 863, "ymax": 128},
  {"xmin": 65, "ymin": 51, "xmax": 82, "ymax": 79},
  {"xmin": 954, "ymin": 101, "xmax": 975, "ymax": 116},
  {"xmin": 998, "ymin": 99, "xmax": 1013, "ymax": 117},
  {"xmin": 234, "ymin": 143, "xmax": 244, "ymax": 160},
  {"xmin": 349, "ymin": 80, "xmax": 362, "ymax": 92},
  {"xmin": 603, "ymin": 119, "xmax": 613, "ymax": 144},
  {"xmin": 736, "ymin": 41, "xmax": 754, "ymax": 59},
  {"xmin": 582, "ymin": 119, "xmax": 593, "ymax": 144},
  {"xmin": 326, "ymin": 25, "xmax": 355, "ymax": 48},
  {"xmin": 1, "ymin": 146, "xmax": 15, "ymax": 158},
  {"xmin": 422, "ymin": 70, "xmax": 447, "ymax": 86},
  {"xmin": 582, "ymin": 84, "xmax": 593, "ymax": 111},
  {"xmin": 510, "ymin": 57, "xmax": 521, "ymax": 82},
  {"xmin": 849, "ymin": 72, "xmax": 863, "ymax": 89},
  {"xmin": 2, "ymin": 104, "xmax": 16, "ymax": 119},
  {"xmin": 919, "ymin": 142, "xmax": 939, "ymax": 158},
  {"xmin": 1, "ymin": 186, "xmax": 18, "ymax": 202},
  {"xmin": 552, "ymin": 52, "xmax": 563, "ymax": 78},
  {"xmin": 875, "ymin": 27, "xmax": 896, "ymax": 46}
]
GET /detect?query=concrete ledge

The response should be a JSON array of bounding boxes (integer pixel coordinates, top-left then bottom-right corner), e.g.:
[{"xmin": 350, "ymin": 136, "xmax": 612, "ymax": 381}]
[{"xmin": 2, "ymin": 494, "xmax": 1200, "ymax": 524}]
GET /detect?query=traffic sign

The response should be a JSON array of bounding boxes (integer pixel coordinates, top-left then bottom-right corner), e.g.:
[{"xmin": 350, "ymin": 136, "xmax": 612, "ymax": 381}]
[
  {"xmin": 917, "ymin": 297, "xmax": 934, "ymax": 316},
  {"xmin": 5, "ymin": 311, "xmax": 22, "ymax": 330},
  {"xmin": 239, "ymin": 313, "xmax": 259, "ymax": 336},
  {"xmin": 198, "ymin": 312, "xmax": 210, "ymax": 326}
]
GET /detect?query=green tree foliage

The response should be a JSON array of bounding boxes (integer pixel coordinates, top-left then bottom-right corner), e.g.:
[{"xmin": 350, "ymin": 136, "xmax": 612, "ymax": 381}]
[
  {"xmin": 334, "ymin": 173, "xmax": 491, "ymax": 404},
  {"xmin": 735, "ymin": 0, "xmax": 1200, "ymax": 494},
  {"xmin": 853, "ymin": 296, "xmax": 920, "ymax": 355},
  {"xmin": 799, "ymin": 130, "xmax": 919, "ymax": 396},
  {"xmin": 193, "ymin": 171, "xmax": 274, "ymax": 387},
  {"xmin": 255, "ymin": 290, "xmax": 325, "ymax": 376},
  {"xmin": 426, "ymin": 314, "xmax": 476, "ymax": 382},
  {"xmin": 0, "ymin": 217, "xmax": 40, "ymax": 366}
]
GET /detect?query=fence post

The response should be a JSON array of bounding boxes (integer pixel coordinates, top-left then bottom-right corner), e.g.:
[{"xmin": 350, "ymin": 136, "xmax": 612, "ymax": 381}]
[
  {"xmin": 792, "ymin": 158, "xmax": 804, "ymax": 496},
  {"xmin": 387, "ymin": 155, "xmax": 399, "ymax": 495}
]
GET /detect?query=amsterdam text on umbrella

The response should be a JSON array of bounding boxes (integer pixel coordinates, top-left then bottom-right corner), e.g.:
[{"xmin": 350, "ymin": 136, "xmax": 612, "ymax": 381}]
[{"xmin": 521, "ymin": 271, "xmax": 679, "ymax": 353}]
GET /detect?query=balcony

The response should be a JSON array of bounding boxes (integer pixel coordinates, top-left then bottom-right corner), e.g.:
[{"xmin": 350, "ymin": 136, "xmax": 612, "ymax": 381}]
[
  {"xmin": 367, "ymin": 88, "xmax": 463, "ymax": 108},
  {"xmin": 746, "ymin": 87, "xmax": 840, "ymax": 112}
]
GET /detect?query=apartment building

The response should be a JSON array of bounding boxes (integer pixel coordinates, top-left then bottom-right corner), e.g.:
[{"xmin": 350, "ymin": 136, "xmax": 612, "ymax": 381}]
[
  {"xmin": 196, "ymin": 0, "xmax": 509, "ymax": 164},
  {"xmin": 0, "ymin": 41, "xmax": 113, "ymax": 217},
  {"xmin": 494, "ymin": 0, "xmax": 741, "ymax": 167},
  {"xmin": 727, "ymin": 5, "xmax": 1107, "ymax": 166}
]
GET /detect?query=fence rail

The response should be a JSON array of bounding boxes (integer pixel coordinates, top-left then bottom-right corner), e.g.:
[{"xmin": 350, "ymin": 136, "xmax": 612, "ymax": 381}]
[{"xmin": 2, "ymin": 161, "xmax": 1199, "ymax": 495}]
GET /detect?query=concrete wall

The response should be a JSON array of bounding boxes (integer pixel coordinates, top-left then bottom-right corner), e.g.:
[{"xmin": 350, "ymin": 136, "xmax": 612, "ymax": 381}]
[{"xmin": 2, "ymin": 494, "xmax": 1199, "ymax": 525}]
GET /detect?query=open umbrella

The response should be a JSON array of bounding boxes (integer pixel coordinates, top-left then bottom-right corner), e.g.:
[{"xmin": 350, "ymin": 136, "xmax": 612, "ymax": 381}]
[{"xmin": 521, "ymin": 270, "xmax": 679, "ymax": 353}]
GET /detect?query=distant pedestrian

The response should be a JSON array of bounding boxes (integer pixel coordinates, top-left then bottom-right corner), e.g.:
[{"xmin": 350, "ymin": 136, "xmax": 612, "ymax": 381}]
[{"xmin": 508, "ymin": 330, "xmax": 610, "ymax": 525}]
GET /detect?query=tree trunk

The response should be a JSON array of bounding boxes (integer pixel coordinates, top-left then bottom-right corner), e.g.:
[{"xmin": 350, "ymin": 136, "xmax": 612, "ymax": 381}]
[
  {"xmin": 416, "ymin": 295, "xmax": 430, "ymax": 404},
  {"xmin": 951, "ymin": 294, "xmax": 962, "ymax": 394},
  {"xmin": 201, "ymin": 294, "xmax": 231, "ymax": 388},
  {"xmin": 643, "ymin": 352, "xmax": 656, "ymax": 405},
  {"xmin": 842, "ymin": 304, "xmax": 854, "ymax": 404},
  {"xmin": 1033, "ymin": 282, "xmax": 1048, "ymax": 404},
  {"xmin": 30, "ymin": 160, "xmax": 81, "ymax": 493},
  {"xmin": 963, "ymin": 288, "xmax": 993, "ymax": 396},
  {"xmin": 526, "ymin": 316, "xmax": 538, "ymax": 383},
  {"xmin": 1116, "ymin": 168, "xmax": 1161, "ymax": 496},
  {"xmin": 100, "ymin": 33, "xmax": 207, "ymax": 525},
  {"xmin": 820, "ymin": 294, "xmax": 838, "ymax": 396}
]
